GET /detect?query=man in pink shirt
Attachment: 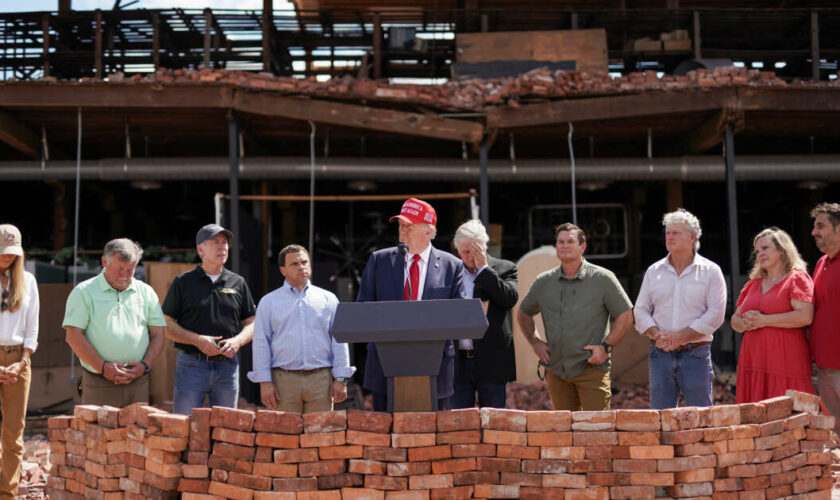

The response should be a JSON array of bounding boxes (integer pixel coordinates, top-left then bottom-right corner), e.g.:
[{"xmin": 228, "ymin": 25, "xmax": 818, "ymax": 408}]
[{"xmin": 810, "ymin": 202, "xmax": 840, "ymax": 434}]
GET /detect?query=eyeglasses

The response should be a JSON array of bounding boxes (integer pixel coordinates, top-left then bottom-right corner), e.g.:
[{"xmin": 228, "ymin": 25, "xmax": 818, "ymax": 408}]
[{"xmin": 0, "ymin": 289, "xmax": 7, "ymax": 312}]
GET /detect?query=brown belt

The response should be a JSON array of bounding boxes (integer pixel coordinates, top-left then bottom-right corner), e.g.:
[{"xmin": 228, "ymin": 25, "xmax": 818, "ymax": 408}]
[
  {"xmin": 0, "ymin": 345, "xmax": 23, "ymax": 353},
  {"xmin": 651, "ymin": 340, "xmax": 711, "ymax": 352},
  {"xmin": 461, "ymin": 349, "xmax": 475, "ymax": 359},
  {"xmin": 274, "ymin": 367, "xmax": 329, "ymax": 375}
]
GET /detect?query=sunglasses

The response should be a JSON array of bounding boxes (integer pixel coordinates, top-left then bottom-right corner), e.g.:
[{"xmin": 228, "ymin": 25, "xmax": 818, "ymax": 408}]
[{"xmin": 0, "ymin": 289, "xmax": 7, "ymax": 312}]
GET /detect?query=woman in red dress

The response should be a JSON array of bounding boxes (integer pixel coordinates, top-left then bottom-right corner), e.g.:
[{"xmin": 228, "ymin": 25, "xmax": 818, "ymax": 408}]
[{"xmin": 731, "ymin": 227, "xmax": 814, "ymax": 403}]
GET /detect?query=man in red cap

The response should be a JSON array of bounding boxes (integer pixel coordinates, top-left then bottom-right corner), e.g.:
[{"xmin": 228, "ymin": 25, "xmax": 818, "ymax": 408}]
[{"xmin": 357, "ymin": 198, "xmax": 466, "ymax": 411}]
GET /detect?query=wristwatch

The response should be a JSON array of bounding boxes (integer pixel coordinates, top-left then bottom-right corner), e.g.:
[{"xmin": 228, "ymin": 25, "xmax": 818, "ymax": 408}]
[
  {"xmin": 335, "ymin": 377, "xmax": 349, "ymax": 385},
  {"xmin": 141, "ymin": 361, "xmax": 150, "ymax": 374},
  {"xmin": 21, "ymin": 358, "xmax": 30, "ymax": 367},
  {"xmin": 601, "ymin": 342, "xmax": 613, "ymax": 354}
]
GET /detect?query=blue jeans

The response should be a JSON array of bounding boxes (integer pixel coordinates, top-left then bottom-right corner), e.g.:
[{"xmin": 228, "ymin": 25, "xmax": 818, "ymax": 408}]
[
  {"xmin": 449, "ymin": 354, "xmax": 507, "ymax": 409},
  {"xmin": 648, "ymin": 343, "xmax": 713, "ymax": 410},
  {"xmin": 173, "ymin": 351, "xmax": 239, "ymax": 415}
]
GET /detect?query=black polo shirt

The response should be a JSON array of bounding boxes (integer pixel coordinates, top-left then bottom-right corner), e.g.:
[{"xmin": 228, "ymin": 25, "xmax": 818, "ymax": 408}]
[{"xmin": 162, "ymin": 266, "xmax": 256, "ymax": 356}]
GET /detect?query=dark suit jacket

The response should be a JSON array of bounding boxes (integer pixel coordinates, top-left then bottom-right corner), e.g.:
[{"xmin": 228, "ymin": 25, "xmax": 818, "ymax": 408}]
[
  {"xmin": 356, "ymin": 244, "xmax": 465, "ymax": 397},
  {"xmin": 457, "ymin": 256, "xmax": 519, "ymax": 383}
]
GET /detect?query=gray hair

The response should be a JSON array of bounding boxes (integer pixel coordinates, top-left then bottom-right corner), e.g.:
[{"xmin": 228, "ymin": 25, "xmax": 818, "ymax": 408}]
[
  {"xmin": 454, "ymin": 219, "xmax": 489, "ymax": 249},
  {"xmin": 662, "ymin": 209, "xmax": 702, "ymax": 252},
  {"xmin": 103, "ymin": 238, "xmax": 144, "ymax": 264}
]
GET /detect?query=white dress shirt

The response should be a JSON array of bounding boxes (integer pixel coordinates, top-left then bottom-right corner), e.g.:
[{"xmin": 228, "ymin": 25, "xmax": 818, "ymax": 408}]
[
  {"xmin": 634, "ymin": 253, "xmax": 727, "ymax": 343},
  {"xmin": 0, "ymin": 271, "xmax": 39, "ymax": 351},
  {"xmin": 403, "ymin": 244, "xmax": 432, "ymax": 300}
]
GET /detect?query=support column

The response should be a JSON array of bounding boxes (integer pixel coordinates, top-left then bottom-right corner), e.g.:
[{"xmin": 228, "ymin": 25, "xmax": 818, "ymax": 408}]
[
  {"xmin": 373, "ymin": 13, "xmax": 382, "ymax": 80},
  {"xmin": 152, "ymin": 12, "xmax": 160, "ymax": 70},
  {"xmin": 724, "ymin": 124, "xmax": 740, "ymax": 305},
  {"xmin": 228, "ymin": 115, "xmax": 241, "ymax": 273},
  {"xmin": 94, "ymin": 10, "xmax": 103, "ymax": 77},
  {"xmin": 262, "ymin": 0, "xmax": 273, "ymax": 72},
  {"xmin": 811, "ymin": 10, "xmax": 820, "ymax": 82},
  {"xmin": 479, "ymin": 137, "xmax": 489, "ymax": 225},
  {"xmin": 41, "ymin": 14, "xmax": 50, "ymax": 78},
  {"xmin": 693, "ymin": 11, "xmax": 702, "ymax": 60},
  {"xmin": 203, "ymin": 8, "xmax": 212, "ymax": 68}
]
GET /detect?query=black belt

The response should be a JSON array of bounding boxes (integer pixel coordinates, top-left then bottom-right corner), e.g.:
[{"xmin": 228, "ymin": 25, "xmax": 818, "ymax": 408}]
[
  {"xmin": 650, "ymin": 340, "xmax": 711, "ymax": 352},
  {"xmin": 179, "ymin": 349, "xmax": 226, "ymax": 362},
  {"xmin": 273, "ymin": 367, "xmax": 329, "ymax": 375}
]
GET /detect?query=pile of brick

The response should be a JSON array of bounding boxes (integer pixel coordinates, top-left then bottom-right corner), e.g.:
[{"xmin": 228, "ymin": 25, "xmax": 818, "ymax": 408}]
[
  {"xmin": 46, "ymin": 403, "xmax": 189, "ymax": 500},
  {"xmin": 17, "ymin": 65, "xmax": 840, "ymax": 112},
  {"xmin": 43, "ymin": 390, "xmax": 835, "ymax": 499}
]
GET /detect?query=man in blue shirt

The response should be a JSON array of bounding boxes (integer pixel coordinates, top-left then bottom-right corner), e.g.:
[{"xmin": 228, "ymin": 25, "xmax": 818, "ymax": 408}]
[{"xmin": 248, "ymin": 244, "xmax": 355, "ymax": 413}]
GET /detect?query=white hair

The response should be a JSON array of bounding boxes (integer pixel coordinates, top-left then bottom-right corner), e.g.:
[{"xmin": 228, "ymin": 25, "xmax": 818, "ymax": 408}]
[
  {"xmin": 662, "ymin": 209, "xmax": 702, "ymax": 252},
  {"xmin": 104, "ymin": 238, "xmax": 143, "ymax": 264},
  {"xmin": 454, "ymin": 219, "xmax": 489, "ymax": 249}
]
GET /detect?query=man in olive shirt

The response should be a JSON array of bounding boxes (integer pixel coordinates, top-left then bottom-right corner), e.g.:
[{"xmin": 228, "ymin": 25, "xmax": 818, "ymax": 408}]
[
  {"xmin": 162, "ymin": 224, "xmax": 255, "ymax": 415},
  {"xmin": 516, "ymin": 223, "xmax": 633, "ymax": 411},
  {"xmin": 64, "ymin": 239, "xmax": 166, "ymax": 407}
]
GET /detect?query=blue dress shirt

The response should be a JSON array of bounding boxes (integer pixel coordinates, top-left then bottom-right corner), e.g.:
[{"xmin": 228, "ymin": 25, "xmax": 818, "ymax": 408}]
[{"xmin": 247, "ymin": 281, "xmax": 355, "ymax": 384}]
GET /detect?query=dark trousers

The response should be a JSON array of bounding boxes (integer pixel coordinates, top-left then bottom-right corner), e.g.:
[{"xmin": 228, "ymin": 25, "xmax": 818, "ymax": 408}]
[{"xmin": 449, "ymin": 351, "xmax": 507, "ymax": 409}]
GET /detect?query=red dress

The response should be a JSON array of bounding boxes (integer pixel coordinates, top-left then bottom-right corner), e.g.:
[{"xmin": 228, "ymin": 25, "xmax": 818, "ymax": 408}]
[{"xmin": 735, "ymin": 270, "xmax": 815, "ymax": 403}]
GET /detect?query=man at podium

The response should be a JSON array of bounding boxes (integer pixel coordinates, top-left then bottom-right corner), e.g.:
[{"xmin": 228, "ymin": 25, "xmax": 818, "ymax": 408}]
[{"xmin": 357, "ymin": 198, "xmax": 466, "ymax": 412}]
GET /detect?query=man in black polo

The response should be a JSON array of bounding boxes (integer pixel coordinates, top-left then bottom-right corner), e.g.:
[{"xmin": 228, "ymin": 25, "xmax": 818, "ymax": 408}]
[{"xmin": 162, "ymin": 224, "xmax": 256, "ymax": 415}]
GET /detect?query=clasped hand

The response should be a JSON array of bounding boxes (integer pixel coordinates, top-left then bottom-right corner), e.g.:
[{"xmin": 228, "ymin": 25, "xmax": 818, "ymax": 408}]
[
  {"xmin": 103, "ymin": 361, "xmax": 145, "ymax": 385},
  {"xmin": 0, "ymin": 362, "xmax": 25, "ymax": 385},
  {"xmin": 741, "ymin": 310, "xmax": 766, "ymax": 331},
  {"xmin": 651, "ymin": 329, "xmax": 681, "ymax": 352}
]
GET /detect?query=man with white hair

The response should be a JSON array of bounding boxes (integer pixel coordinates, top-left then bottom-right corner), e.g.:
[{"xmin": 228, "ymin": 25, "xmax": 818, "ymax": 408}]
[
  {"xmin": 450, "ymin": 220, "xmax": 518, "ymax": 408},
  {"xmin": 64, "ymin": 238, "xmax": 166, "ymax": 407},
  {"xmin": 634, "ymin": 208, "xmax": 727, "ymax": 409}
]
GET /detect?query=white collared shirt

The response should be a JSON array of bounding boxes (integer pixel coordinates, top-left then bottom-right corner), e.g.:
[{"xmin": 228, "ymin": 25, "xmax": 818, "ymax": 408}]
[
  {"xmin": 0, "ymin": 271, "xmax": 39, "ymax": 351},
  {"xmin": 459, "ymin": 264, "xmax": 489, "ymax": 351},
  {"xmin": 634, "ymin": 253, "xmax": 727, "ymax": 342},
  {"xmin": 404, "ymin": 244, "xmax": 432, "ymax": 300}
]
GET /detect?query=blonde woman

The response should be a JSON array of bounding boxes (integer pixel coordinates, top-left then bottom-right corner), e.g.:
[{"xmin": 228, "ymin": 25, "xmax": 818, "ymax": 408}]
[
  {"xmin": 731, "ymin": 227, "xmax": 813, "ymax": 403},
  {"xmin": 0, "ymin": 224, "xmax": 38, "ymax": 499}
]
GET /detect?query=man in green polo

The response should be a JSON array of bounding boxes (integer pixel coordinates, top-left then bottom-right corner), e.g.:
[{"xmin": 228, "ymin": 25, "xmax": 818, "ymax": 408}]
[
  {"xmin": 516, "ymin": 223, "xmax": 633, "ymax": 411},
  {"xmin": 63, "ymin": 238, "xmax": 166, "ymax": 407}
]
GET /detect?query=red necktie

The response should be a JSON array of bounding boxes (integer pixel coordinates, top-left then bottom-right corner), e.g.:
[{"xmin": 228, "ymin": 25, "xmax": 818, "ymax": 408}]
[{"xmin": 403, "ymin": 254, "xmax": 420, "ymax": 301}]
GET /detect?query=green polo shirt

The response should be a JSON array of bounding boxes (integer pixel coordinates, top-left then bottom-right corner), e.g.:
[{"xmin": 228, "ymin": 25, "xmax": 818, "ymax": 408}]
[
  {"xmin": 519, "ymin": 259, "xmax": 632, "ymax": 379},
  {"xmin": 63, "ymin": 272, "xmax": 166, "ymax": 372}
]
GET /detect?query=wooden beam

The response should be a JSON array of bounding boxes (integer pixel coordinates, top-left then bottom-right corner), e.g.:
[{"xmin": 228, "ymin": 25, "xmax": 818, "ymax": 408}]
[
  {"xmin": 0, "ymin": 109, "xmax": 40, "ymax": 158},
  {"xmin": 486, "ymin": 88, "xmax": 736, "ymax": 130},
  {"xmin": 0, "ymin": 85, "xmax": 235, "ymax": 108},
  {"xmin": 232, "ymin": 92, "xmax": 483, "ymax": 144},
  {"xmin": 738, "ymin": 87, "xmax": 840, "ymax": 112},
  {"xmin": 262, "ymin": 0, "xmax": 273, "ymax": 72},
  {"xmin": 685, "ymin": 107, "xmax": 744, "ymax": 154},
  {"xmin": 373, "ymin": 14, "xmax": 382, "ymax": 80}
]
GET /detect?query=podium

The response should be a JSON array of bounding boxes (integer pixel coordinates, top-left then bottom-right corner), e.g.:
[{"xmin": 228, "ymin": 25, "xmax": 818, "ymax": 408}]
[{"xmin": 333, "ymin": 299, "xmax": 488, "ymax": 413}]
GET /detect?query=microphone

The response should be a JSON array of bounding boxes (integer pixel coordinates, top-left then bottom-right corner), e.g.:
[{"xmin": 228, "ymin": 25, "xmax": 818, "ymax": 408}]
[{"xmin": 397, "ymin": 242, "xmax": 413, "ymax": 300}]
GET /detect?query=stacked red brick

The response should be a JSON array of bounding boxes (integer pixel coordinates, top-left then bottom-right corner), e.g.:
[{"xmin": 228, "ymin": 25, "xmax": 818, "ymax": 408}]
[
  {"xmin": 45, "ymin": 390, "xmax": 835, "ymax": 499},
  {"xmin": 45, "ymin": 405, "xmax": 126, "ymax": 500},
  {"xmin": 45, "ymin": 403, "xmax": 188, "ymax": 500}
]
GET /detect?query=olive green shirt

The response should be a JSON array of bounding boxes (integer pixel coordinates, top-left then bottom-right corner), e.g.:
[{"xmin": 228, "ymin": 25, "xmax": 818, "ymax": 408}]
[
  {"xmin": 519, "ymin": 258, "xmax": 632, "ymax": 379},
  {"xmin": 63, "ymin": 272, "xmax": 166, "ymax": 373}
]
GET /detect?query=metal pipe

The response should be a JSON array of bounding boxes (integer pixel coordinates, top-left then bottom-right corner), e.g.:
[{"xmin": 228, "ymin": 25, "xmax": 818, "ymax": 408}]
[
  {"xmin": 479, "ymin": 137, "xmax": 488, "ymax": 225},
  {"xmin": 6, "ymin": 156, "xmax": 840, "ymax": 182},
  {"xmin": 228, "ymin": 115, "xmax": 240, "ymax": 273},
  {"xmin": 724, "ymin": 124, "xmax": 740, "ymax": 308}
]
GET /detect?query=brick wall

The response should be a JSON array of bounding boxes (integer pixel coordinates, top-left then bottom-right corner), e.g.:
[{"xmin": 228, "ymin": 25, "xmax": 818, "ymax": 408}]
[{"xmin": 46, "ymin": 390, "xmax": 834, "ymax": 499}]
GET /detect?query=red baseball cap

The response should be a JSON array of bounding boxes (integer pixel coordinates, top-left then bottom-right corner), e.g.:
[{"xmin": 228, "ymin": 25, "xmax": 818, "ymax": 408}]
[{"xmin": 389, "ymin": 198, "xmax": 437, "ymax": 226}]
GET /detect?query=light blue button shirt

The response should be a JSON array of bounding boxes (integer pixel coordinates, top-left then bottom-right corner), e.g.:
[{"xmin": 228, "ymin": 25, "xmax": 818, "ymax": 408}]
[
  {"xmin": 247, "ymin": 281, "xmax": 355, "ymax": 384},
  {"xmin": 459, "ymin": 265, "xmax": 488, "ymax": 351}
]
